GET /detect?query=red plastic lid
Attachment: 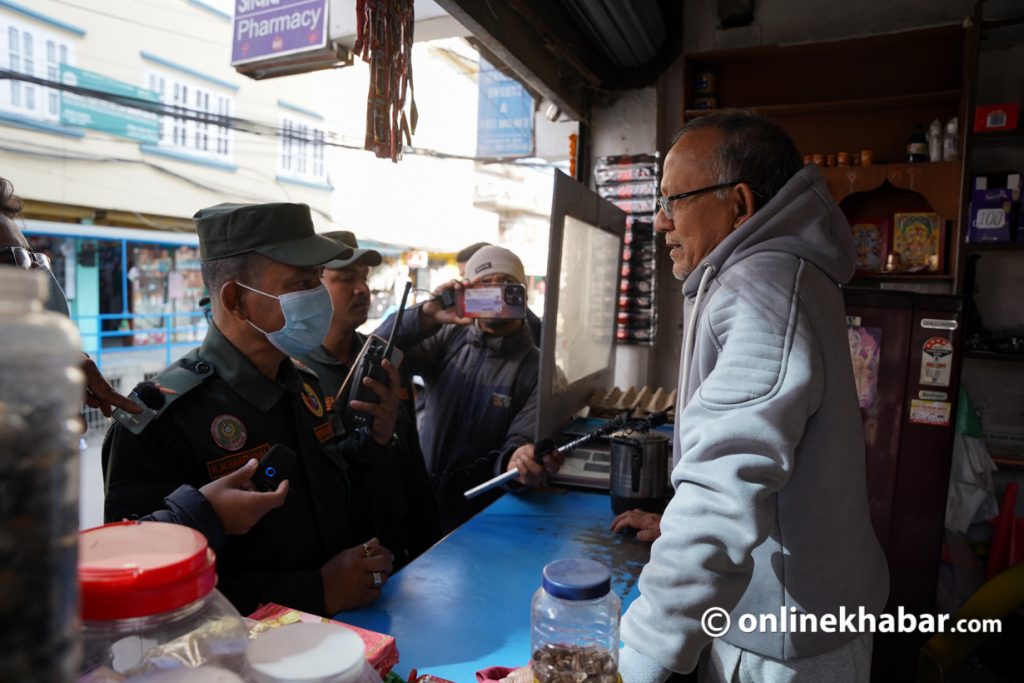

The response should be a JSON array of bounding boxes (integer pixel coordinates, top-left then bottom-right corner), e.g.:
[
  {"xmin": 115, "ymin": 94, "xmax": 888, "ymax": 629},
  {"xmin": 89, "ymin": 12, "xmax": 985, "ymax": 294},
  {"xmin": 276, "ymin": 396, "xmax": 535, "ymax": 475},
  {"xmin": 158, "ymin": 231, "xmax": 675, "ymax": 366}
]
[{"xmin": 79, "ymin": 521, "xmax": 217, "ymax": 621}]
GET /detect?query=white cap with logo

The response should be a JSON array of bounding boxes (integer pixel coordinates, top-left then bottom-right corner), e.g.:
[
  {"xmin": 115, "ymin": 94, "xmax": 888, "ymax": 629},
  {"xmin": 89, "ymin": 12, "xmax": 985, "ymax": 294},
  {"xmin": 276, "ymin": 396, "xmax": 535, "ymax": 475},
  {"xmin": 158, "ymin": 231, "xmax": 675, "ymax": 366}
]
[{"xmin": 464, "ymin": 245, "xmax": 526, "ymax": 284}]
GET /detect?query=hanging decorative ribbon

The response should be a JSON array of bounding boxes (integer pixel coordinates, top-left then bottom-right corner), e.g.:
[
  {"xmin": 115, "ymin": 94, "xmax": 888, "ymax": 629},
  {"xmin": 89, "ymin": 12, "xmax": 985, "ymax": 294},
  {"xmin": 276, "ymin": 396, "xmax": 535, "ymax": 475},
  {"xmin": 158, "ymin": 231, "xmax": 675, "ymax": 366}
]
[{"xmin": 354, "ymin": 0, "xmax": 418, "ymax": 163}]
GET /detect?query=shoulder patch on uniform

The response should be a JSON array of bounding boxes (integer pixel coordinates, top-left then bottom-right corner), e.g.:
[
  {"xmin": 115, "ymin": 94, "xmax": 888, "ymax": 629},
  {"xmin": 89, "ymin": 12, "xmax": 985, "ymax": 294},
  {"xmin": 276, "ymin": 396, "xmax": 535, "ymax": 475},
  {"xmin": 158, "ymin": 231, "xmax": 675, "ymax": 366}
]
[
  {"xmin": 112, "ymin": 352, "xmax": 215, "ymax": 435},
  {"xmin": 290, "ymin": 357, "xmax": 319, "ymax": 378},
  {"xmin": 301, "ymin": 382, "xmax": 325, "ymax": 417}
]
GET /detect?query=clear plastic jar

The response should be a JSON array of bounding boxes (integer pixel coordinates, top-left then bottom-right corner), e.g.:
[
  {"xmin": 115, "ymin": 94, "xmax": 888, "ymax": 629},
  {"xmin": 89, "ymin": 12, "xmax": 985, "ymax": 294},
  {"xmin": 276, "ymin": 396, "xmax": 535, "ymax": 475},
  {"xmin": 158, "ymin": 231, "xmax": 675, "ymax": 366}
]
[
  {"xmin": 530, "ymin": 559, "xmax": 621, "ymax": 683},
  {"xmin": 0, "ymin": 268, "xmax": 84, "ymax": 682},
  {"xmin": 79, "ymin": 521, "xmax": 249, "ymax": 680},
  {"xmin": 129, "ymin": 665, "xmax": 245, "ymax": 682}
]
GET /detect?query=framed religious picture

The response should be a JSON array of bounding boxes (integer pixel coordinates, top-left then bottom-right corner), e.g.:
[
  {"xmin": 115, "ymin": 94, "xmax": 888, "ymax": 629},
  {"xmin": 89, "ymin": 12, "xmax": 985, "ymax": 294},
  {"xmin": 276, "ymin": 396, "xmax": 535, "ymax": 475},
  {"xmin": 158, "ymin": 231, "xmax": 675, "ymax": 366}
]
[
  {"xmin": 850, "ymin": 218, "xmax": 889, "ymax": 273},
  {"xmin": 893, "ymin": 212, "xmax": 944, "ymax": 273}
]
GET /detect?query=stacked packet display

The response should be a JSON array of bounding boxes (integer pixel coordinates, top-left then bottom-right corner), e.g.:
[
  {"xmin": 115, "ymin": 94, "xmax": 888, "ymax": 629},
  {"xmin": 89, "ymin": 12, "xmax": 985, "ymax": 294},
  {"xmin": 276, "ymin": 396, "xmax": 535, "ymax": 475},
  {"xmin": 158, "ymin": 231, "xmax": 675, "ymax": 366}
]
[{"xmin": 594, "ymin": 153, "xmax": 659, "ymax": 345}]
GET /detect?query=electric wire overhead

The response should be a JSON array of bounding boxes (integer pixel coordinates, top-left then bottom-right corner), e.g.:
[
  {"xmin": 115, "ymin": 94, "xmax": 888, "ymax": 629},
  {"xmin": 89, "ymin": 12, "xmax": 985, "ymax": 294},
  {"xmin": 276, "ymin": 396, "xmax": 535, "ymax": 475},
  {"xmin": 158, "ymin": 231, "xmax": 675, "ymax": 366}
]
[{"xmin": 0, "ymin": 69, "xmax": 555, "ymax": 168}]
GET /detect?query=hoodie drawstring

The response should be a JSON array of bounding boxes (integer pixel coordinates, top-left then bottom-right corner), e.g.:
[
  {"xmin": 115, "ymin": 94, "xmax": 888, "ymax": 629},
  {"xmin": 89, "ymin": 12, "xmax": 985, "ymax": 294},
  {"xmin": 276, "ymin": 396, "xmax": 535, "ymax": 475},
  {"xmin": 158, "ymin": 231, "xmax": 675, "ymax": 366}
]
[{"xmin": 680, "ymin": 264, "xmax": 716, "ymax": 409}]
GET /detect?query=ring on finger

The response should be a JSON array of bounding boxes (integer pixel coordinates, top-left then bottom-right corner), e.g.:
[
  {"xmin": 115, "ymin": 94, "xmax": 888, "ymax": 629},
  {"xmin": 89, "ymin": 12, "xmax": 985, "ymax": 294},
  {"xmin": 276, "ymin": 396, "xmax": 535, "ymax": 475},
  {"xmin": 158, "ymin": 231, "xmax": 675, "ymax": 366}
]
[
  {"xmin": 362, "ymin": 542, "xmax": 374, "ymax": 558},
  {"xmin": 371, "ymin": 571, "xmax": 383, "ymax": 588}
]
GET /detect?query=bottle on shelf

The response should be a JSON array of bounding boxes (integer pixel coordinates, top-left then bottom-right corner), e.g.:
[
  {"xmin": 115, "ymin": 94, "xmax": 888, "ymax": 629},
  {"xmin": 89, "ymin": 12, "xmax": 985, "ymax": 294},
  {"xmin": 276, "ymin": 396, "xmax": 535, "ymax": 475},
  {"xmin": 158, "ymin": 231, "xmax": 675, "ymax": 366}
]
[
  {"xmin": 928, "ymin": 119, "xmax": 943, "ymax": 162},
  {"xmin": 907, "ymin": 124, "xmax": 928, "ymax": 163},
  {"xmin": 943, "ymin": 117, "xmax": 959, "ymax": 162}
]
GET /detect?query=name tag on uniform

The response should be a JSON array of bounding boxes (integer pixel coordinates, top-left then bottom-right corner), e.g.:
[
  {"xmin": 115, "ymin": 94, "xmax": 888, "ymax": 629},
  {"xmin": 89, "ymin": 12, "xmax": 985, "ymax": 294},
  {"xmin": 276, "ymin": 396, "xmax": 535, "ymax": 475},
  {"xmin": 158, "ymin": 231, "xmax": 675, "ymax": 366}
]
[
  {"xmin": 207, "ymin": 443, "xmax": 270, "ymax": 479},
  {"xmin": 314, "ymin": 421, "xmax": 335, "ymax": 443}
]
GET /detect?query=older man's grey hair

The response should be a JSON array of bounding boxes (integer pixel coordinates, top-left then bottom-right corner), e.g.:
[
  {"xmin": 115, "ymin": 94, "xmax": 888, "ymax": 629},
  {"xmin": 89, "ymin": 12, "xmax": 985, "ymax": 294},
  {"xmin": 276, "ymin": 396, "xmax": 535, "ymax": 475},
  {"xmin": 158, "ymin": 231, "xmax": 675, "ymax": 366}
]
[{"xmin": 673, "ymin": 110, "xmax": 803, "ymax": 209}]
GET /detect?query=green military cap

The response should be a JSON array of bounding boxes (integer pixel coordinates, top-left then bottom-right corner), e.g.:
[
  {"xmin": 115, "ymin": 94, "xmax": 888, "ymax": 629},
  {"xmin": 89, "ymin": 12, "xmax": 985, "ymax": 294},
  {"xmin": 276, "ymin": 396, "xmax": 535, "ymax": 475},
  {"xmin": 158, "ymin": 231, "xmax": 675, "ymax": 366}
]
[
  {"xmin": 194, "ymin": 202, "xmax": 352, "ymax": 266},
  {"xmin": 323, "ymin": 230, "xmax": 383, "ymax": 270}
]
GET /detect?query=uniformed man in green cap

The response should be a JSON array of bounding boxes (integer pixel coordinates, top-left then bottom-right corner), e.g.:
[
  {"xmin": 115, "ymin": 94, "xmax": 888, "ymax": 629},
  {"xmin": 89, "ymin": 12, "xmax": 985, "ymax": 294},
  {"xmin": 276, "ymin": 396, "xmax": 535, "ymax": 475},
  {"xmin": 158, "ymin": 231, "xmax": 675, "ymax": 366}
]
[
  {"xmin": 297, "ymin": 231, "xmax": 441, "ymax": 568},
  {"xmin": 103, "ymin": 203, "xmax": 401, "ymax": 617}
]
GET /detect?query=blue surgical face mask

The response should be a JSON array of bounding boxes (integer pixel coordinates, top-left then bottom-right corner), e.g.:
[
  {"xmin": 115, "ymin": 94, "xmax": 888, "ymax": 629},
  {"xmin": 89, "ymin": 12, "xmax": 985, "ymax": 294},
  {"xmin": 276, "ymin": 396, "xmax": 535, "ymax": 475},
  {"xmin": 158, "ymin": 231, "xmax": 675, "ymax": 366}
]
[{"xmin": 236, "ymin": 282, "xmax": 333, "ymax": 356}]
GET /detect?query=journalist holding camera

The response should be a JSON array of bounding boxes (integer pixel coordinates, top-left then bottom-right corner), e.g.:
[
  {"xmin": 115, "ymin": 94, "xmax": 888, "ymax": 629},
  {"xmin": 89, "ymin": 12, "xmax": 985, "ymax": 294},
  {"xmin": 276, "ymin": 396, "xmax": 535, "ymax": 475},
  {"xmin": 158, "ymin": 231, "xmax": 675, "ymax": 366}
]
[{"xmin": 374, "ymin": 245, "xmax": 563, "ymax": 532}]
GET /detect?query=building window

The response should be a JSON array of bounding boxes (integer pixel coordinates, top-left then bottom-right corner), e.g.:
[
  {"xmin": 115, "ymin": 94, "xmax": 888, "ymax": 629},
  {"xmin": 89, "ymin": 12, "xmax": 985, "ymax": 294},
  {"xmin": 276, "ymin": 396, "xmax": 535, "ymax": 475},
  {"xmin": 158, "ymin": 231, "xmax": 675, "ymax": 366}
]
[
  {"xmin": 0, "ymin": 14, "xmax": 76, "ymax": 122},
  {"xmin": 8, "ymin": 26, "xmax": 19, "ymax": 108},
  {"xmin": 146, "ymin": 68, "xmax": 233, "ymax": 163},
  {"xmin": 46, "ymin": 39, "xmax": 57, "ymax": 116},
  {"xmin": 22, "ymin": 31, "xmax": 33, "ymax": 111},
  {"xmin": 279, "ymin": 115, "xmax": 327, "ymax": 184}
]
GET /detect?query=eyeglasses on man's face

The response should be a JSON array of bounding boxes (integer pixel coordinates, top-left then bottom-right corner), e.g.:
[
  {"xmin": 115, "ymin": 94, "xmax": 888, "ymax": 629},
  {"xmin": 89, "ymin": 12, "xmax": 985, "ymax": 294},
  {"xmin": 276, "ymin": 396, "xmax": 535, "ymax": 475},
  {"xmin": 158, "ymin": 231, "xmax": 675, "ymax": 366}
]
[
  {"xmin": 0, "ymin": 245, "xmax": 51, "ymax": 270},
  {"xmin": 657, "ymin": 181, "xmax": 762, "ymax": 220}
]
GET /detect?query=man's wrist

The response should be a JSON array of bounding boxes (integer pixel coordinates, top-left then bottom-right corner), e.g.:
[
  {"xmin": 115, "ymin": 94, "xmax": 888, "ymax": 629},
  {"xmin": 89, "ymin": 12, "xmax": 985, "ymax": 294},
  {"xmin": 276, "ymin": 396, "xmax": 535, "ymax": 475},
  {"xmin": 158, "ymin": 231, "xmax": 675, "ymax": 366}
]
[
  {"xmin": 372, "ymin": 431, "xmax": 399, "ymax": 447},
  {"xmin": 418, "ymin": 304, "xmax": 440, "ymax": 332}
]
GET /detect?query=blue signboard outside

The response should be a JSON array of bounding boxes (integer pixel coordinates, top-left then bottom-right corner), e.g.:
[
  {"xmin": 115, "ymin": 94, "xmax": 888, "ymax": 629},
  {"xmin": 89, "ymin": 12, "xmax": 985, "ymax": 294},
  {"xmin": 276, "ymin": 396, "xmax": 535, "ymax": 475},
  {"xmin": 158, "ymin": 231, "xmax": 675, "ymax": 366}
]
[
  {"xmin": 60, "ymin": 65, "xmax": 160, "ymax": 143},
  {"xmin": 476, "ymin": 58, "xmax": 534, "ymax": 158}
]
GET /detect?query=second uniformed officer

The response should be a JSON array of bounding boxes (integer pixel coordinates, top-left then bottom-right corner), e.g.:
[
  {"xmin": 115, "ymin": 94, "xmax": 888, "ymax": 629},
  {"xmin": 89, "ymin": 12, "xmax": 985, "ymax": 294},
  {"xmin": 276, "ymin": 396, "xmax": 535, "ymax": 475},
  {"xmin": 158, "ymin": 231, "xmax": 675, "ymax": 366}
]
[
  {"xmin": 103, "ymin": 202, "xmax": 401, "ymax": 616},
  {"xmin": 298, "ymin": 231, "xmax": 441, "ymax": 569}
]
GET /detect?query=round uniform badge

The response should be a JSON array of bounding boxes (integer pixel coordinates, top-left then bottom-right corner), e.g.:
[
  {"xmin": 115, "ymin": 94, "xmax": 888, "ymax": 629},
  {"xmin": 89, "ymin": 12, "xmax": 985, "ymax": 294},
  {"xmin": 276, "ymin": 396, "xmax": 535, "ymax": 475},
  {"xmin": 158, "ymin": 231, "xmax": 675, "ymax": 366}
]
[
  {"xmin": 301, "ymin": 383, "xmax": 324, "ymax": 418},
  {"xmin": 211, "ymin": 414, "xmax": 247, "ymax": 451}
]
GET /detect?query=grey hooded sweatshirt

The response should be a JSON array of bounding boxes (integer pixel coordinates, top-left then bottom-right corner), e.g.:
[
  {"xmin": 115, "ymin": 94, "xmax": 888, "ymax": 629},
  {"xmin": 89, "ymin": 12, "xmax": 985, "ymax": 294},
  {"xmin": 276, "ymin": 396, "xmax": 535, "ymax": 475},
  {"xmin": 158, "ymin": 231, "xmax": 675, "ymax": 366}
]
[{"xmin": 620, "ymin": 164, "xmax": 890, "ymax": 673}]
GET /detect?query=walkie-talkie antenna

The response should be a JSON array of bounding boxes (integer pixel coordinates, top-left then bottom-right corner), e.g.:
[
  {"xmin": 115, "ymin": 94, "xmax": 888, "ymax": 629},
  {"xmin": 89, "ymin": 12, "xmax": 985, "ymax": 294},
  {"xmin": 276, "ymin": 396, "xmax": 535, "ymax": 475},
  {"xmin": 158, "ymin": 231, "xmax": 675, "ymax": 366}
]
[{"xmin": 384, "ymin": 281, "xmax": 412, "ymax": 360}]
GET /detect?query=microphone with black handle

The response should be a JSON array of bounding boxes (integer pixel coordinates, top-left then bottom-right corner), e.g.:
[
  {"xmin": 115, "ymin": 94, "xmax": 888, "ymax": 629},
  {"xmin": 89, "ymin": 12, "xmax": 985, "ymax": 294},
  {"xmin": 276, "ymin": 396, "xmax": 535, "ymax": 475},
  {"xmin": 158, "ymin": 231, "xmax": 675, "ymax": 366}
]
[
  {"xmin": 111, "ymin": 381, "xmax": 166, "ymax": 435},
  {"xmin": 463, "ymin": 411, "xmax": 669, "ymax": 499}
]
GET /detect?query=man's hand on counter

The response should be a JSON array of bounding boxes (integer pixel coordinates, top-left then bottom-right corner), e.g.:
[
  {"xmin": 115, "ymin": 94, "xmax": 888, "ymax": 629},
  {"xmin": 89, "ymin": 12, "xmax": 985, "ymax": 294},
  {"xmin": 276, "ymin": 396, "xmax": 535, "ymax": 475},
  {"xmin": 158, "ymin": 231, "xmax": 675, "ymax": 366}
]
[
  {"xmin": 506, "ymin": 443, "xmax": 564, "ymax": 486},
  {"xmin": 321, "ymin": 538, "xmax": 395, "ymax": 613},
  {"xmin": 611, "ymin": 509, "xmax": 662, "ymax": 542}
]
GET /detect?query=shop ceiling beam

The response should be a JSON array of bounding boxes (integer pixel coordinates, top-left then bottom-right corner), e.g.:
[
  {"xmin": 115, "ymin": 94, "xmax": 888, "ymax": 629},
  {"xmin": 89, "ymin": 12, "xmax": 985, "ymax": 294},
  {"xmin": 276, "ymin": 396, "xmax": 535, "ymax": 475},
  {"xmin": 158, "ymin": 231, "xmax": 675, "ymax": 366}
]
[{"xmin": 434, "ymin": 0, "xmax": 608, "ymax": 122}]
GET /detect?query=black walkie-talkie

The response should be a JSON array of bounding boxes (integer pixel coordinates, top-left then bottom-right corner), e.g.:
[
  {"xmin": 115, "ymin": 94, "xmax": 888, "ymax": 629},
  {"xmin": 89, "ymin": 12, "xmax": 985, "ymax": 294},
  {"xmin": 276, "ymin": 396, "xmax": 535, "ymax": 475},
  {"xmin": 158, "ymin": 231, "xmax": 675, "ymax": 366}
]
[{"xmin": 344, "ymin": 281, "xmax": 412, "ymax": 430}]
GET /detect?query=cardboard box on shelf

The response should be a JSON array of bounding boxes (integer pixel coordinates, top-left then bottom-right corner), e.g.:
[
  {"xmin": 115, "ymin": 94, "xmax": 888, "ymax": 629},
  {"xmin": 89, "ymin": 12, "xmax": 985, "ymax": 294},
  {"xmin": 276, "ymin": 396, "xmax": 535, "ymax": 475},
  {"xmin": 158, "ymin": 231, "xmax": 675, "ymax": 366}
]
[
  {"xmin": 974, "ymin": 103, "xmax": 1020, "ymax": 132},
  {"xmin": 968, "ymin": 173, "xmax": 1021, "ymax": 243}
]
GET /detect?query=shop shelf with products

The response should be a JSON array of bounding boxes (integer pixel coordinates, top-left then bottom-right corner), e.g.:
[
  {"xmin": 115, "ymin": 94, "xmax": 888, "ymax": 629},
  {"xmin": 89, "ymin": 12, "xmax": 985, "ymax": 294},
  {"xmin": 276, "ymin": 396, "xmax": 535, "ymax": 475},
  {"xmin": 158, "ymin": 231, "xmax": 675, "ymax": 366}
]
[
  {"xmin": 956, "ymin": 0, "xmax": 1024, "ymax": 474},
  {"xmin": 593, "ymin": 153, "xmax": 660, "ymax": 346},
  {"xmin": 682, "ymin": 25, "xmax": 970, "ymax": 291}
]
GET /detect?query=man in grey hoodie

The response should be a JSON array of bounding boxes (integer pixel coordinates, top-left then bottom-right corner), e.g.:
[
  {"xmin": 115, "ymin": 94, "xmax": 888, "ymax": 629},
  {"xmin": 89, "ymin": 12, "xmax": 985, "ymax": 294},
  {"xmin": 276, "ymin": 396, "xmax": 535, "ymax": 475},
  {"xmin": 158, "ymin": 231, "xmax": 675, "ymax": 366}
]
[{"xmin": 614, "ymin": 111, "xmax": 889, "ymax": 682}]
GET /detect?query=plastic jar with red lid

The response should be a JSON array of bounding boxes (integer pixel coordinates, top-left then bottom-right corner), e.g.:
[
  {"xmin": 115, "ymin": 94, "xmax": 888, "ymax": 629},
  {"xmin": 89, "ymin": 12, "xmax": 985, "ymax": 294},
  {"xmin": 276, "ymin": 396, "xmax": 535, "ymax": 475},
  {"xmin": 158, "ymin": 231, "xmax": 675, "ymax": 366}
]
[{"xmin": 79, "ymin": 521, "xmax": 249, "ymax": 679}]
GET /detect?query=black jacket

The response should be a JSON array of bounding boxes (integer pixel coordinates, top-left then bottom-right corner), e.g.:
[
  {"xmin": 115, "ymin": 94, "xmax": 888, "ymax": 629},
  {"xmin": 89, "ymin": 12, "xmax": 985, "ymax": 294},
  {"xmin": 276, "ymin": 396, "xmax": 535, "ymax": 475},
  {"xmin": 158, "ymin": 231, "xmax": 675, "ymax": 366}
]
[
  {"xmin": 103, "ymin": 323, "xmax": 383, "ymax": 616},
  {"xmin": 375, "ymin": 310, "xmax": 538, "ymax": 532},
  {"xmin": 298, "ymin": 335, "xmax": 441, "ymax": 567}
]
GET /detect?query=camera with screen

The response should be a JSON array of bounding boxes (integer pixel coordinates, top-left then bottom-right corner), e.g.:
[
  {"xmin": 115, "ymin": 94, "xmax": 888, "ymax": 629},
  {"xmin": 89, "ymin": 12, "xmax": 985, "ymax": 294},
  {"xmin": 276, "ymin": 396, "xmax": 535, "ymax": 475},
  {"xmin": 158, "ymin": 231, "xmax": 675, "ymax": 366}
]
[{"xmin": 441, "ymin": 283, "xmax": 528, "ymax": 320}]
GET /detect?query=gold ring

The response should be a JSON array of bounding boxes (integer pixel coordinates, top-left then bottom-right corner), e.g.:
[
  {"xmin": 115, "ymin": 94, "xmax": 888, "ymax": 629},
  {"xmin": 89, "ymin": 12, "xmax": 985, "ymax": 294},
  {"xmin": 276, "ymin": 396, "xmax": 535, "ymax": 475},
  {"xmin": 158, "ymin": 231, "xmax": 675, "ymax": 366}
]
[
  {"xmin": 371, "ymin": 571, "xmax": 383, "ymax": 587},
  {"xmin": 362, "ymin": 542, "xmax": 373, "ymax": 558}
]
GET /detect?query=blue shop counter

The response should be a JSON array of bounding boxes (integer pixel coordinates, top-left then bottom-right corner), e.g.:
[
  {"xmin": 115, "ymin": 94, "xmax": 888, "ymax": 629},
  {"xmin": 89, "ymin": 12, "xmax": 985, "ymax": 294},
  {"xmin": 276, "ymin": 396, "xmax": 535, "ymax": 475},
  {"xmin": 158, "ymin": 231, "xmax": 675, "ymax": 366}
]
[{"xmin": 338, "ymin": 489, "xmax": 650, "ymax": 682}]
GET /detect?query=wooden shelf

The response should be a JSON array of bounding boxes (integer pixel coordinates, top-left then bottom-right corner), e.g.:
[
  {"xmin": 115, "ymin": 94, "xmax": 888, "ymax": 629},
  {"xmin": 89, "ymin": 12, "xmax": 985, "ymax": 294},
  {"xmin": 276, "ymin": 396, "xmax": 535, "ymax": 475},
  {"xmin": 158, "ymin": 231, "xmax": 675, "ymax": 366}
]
[
  {"xmin": 964, "ymin": 350, "xmax": 1024, "ymax": 362},
  {"xmin": 992, "ymin": 456, "xmax": 1024, "ymax": 471},
  {"xmin": 981, "ymin": 16, "xmax": 1024, "ymax": 30},
  {"xmin": 683, "ymin": 90, "xmax": 962, "ymax": 119},
  {"xmin": 850, "ymin": 272, "xmax": 954, "ymax": 281},
  {"xmin": 970, "ymin": 130, "xmax": 1024, "ymax": 148},
  {"xmin": 963, "ymin": 242, "xmax": 1024, "ymax": 252},
  {"xmin": 818, "ymin": 161, "xmax": 962, "ymax": 223}
]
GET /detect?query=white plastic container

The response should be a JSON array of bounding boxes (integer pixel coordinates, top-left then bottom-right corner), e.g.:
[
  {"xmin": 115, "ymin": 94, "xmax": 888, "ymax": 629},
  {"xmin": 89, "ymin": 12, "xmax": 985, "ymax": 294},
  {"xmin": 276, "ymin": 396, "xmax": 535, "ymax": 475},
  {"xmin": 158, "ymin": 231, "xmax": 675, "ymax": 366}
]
[
  {"xmin": 530, "ymin": 559, "xmax": 621, "ymax": 683},
  {"xmin": 246, "ymin": 622, "xmax": 383, "ymax": 683},
  {"xmin": 79, "ymin": 521, "xmax": 250, "ymax": 678},
  {"xmin": 128, "ymin": 665, "xmax": 245, "ymax": 682},
  {"xmin": 0, "ymin": 268, "xmax": 84, "ymax": 680}
]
